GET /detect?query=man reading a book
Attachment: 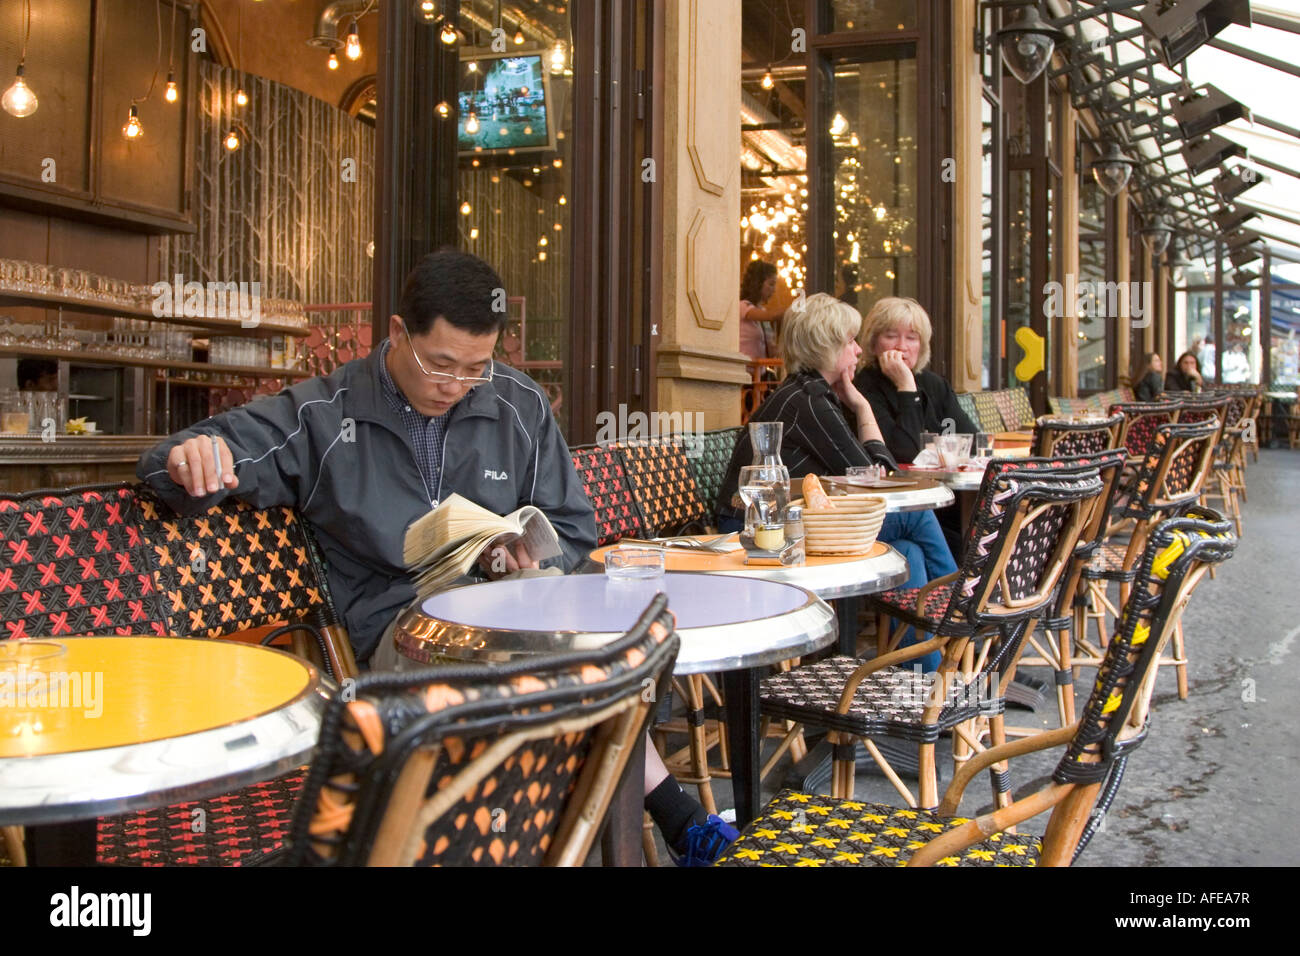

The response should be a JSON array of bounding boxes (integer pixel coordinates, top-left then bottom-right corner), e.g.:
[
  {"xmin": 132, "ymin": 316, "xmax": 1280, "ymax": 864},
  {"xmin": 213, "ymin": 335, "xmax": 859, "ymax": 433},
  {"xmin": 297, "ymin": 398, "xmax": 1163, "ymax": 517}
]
[
  {"xmin": 138, "ymin": 250, "xmax": 737, "ymax": 865},
  {"xmin": 137, "ymin": 250, "xmax": 597, "ymax": 666}
]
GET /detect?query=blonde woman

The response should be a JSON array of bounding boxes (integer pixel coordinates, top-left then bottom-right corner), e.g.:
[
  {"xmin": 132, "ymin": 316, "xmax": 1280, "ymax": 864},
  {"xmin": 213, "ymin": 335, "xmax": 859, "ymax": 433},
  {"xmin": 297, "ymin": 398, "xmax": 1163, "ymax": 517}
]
[
  {"xmin": 715, "ymin": 293, "xmax": 956, "ymax": 670},
  {"xmin": 853, "ymin": 297, "xmax": 977, "ymax": 464}
]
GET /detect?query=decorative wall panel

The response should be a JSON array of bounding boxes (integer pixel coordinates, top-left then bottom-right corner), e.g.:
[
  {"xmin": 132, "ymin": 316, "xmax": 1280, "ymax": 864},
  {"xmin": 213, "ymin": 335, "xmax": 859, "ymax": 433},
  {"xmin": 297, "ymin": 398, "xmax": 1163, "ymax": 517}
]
[{"xmin": 159, "ymin": 61, "xmax": 374, "ymax": 309}]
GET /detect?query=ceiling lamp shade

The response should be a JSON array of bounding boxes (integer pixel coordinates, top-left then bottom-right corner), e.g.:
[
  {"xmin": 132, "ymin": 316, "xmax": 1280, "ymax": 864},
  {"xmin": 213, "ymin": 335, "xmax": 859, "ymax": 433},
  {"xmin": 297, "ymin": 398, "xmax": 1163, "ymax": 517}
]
[
  {"xmin": 995, "ymin": 5, "xmax": 1065, "ymax": 85},
  {"xmin": 1140, "ymin": 0, "xmax": 1253, "ymax": 69},
  {"xmin": 1172, "ymin": 84, "xmax": 1249, "ymax": 139},
  {"xmin": 1183, "ymin": 132, "xmax": 1247, "ymax": 176},
  {"xmin": 1141, "ymin": 212, "xmax": 1174, "ymax": 256},
  {"xmin": 1213, "ymin": 166, "xmax": 1267, "ymax": 201},
  {"xmin": 1091, "ymin": 142, "xmax": 1137, "ymax": 196}
]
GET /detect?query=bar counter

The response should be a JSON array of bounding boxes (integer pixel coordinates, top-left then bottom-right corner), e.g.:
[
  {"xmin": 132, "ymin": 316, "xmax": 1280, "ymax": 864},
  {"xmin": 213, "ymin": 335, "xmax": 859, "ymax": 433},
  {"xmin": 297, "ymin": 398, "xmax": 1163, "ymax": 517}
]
[{"xmin": 0, "ymin": 434, "xmax": 157, "ymax": 492}]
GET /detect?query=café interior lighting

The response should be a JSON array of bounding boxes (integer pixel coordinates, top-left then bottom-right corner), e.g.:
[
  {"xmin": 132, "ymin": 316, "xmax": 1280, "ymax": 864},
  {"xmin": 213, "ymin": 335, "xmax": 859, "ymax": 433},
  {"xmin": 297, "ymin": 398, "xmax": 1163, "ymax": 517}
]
[
  {"xmin": 164, "ymin": 72, "xmax": 178, "ymax": 103},
  {"xmin": 440, "ymin": 21, "xmax": 458, "ymax": 45},
  {"xmin": 235, "ymin": 87, "xmax": 249, "ymax": 107},
  {"xmin": 3, "ymin": 1, "xmax": 37, "ymax": 118},
  {"xmin": 995, "ymin": 4, "xmax": 1065, "ymax": 85},
  {"xmin": 761, "ymin": 71, "xmax": 774, "ymax": 90},
  {"xmin": 550, "ymin": 42, "xmax": 566, "ymax": 74},
  {"xmin": 327, "ymin": 50, "xmax": 340, "ymax": 70},
  {"xmin": 436, "ymin": 100, "xmax": 450, "ymax": 118},
  {"xmin": 345, "ymin": 20, "xmax": 362, "ymax": 60},
  {"xmin": 2, "ymin": 65, "xmax": 37, "ymax": 118},
  {"xmin": 416, "ymin": 0, "xmax": 437, "ymax": 22},
  {"xmin": 224, "ymin": 127, "xmax": 242, "ymax": 151},
  {"xmin": 464, "ymin": 112, "xmax": 480, "ymax": 134},
  {"xmin": 1091, "ymin": 142, "xmax": 1137, "ymax": 197},
  {"xmin": 122, "ymin": 105, "xmax": 144, "ymax": 140},
  {"xmin": 514, "ymin": 28, "xmax": 525, "ymax": 45}
]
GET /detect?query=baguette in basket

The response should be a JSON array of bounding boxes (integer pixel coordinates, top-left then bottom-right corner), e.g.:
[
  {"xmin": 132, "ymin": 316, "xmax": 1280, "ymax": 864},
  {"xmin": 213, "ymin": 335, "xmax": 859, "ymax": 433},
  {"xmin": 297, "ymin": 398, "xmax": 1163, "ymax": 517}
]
[{"xmin": 802, "ymin": 474, "xmax": 833, "ymax": 511}]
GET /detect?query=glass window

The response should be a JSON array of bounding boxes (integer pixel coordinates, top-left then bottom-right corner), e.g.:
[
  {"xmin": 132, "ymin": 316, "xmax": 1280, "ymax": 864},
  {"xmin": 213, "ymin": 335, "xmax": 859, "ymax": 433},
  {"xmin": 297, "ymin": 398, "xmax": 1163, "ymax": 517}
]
[
  {"xmin": 829, "ymin": 47, "xmax": 918, "ymax": 303},
  {"xmin": 1271, "ymin": 283, "xmax": 1300, "ymax": 385},
  {"xmin": 1006, "ymin": 168, "xmax": 1032, "ymax": 387},
  {"xmin": 457, "ymin": 1, "xmax": 573, "ymax": 434},
  {"xmin": 981, "ymin": 94, "xmax": 996, "ymax": 388},
  {"xmin": 822, "ymin": 0, "xmax": 917, "ymax": 33}
]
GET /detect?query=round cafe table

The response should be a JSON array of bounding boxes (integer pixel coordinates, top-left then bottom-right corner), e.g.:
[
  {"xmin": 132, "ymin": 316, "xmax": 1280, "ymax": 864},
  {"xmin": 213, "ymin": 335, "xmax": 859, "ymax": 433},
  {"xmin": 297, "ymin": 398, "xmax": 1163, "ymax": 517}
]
[
  {"xmin": 0, "ymin": 636, "xmax": 325, "ymax": 864},
  {"xmin": 390, "ymin": 572, "xmax": 837, "ymax": 856},
  {"xmin": 822, "ymin": 474, "xmax": 955, "ymax": 513}
]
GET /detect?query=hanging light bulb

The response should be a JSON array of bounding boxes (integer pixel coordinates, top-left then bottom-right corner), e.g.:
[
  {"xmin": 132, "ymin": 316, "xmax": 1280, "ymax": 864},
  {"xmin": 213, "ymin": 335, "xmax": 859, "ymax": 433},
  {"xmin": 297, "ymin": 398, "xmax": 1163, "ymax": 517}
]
[
  {"xmin": 416, "ymin": 0, "xmax": 437, "ymax": 22},
  {"xmin": 760, "ymin": 71, "xmax": 774, "ymax": 90},
  {"xmin": 164, "ymin": 71, "xmax": 178, "ymax": 104},
  {"xmin": 345, "ymin": 20, "xmax": 362, "ymax": 60},
  {"xmin": 436, "ymin": 100, "xmax": 451, "ymax": 118},
  {"xmin": 224, "ymin": 128, "xmax": 241, "ymax": 151},
  {"xmin": 514, "ymin": 28, "xmax": 525, "ymax": 44},
  {"xmin": 460, "ymin": 201, "xmax": 472, "ymax": 215},
  {"xmin": 234, "ymin": 87, "xmax": 248, "ymax": 107},
  {"xmin": 465, "ymin": 112, "xmax": 480, "ymax": 134},
  {"xmin": 440, "ymin": 21, "xmax": 458, "ymax": 45},
  {"xmin": 467, "ymin": 61, "xmax": 478, "ymax": 72},
  {"xmin": 122, "ymin": 105, "xmax": 144, "ymax": 140},
  {"xmin": 550, "ymin": 41, "xmax": 566, "ymax": 74},
  {"xmin": 2, "ymin": 65, "xmax": 38, "ymax": 118},
  {"xmin": 327, "ymin": 50, "xmax": 340, "ymax": 70}
]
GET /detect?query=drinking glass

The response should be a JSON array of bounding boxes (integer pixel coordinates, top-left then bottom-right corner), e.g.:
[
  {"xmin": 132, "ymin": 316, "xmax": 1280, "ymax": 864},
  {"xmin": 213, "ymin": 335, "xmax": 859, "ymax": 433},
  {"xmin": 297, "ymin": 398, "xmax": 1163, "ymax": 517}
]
[
  {"xmin": 738, "ymin": 464, "xmax": 785, "ymax": 534},
  {"xmin": 604, "ymin": 545, "xmax": 666, "ymax": 580},
  {"xmin": 920, "ymin": 431, "xmax": 938, "ymax": 454},
  {"xmin": 847, "ymin": 464, "xmax": 884, "ymax": 484},
  {"xmin": 937, "ymin": 433, "xmax": 974, "ymax": 468}
]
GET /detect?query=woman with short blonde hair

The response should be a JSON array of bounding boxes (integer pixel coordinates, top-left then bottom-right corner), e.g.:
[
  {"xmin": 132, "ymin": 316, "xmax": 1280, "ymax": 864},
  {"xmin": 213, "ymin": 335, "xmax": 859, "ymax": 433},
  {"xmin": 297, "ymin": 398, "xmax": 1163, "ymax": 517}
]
[
  {"xmin": 853, "ymin": 296, "xmax": 976, "ymax": 464},
  {"xmin": 781, "ymin": 293, "xmax": 864, "ymax": 376}
]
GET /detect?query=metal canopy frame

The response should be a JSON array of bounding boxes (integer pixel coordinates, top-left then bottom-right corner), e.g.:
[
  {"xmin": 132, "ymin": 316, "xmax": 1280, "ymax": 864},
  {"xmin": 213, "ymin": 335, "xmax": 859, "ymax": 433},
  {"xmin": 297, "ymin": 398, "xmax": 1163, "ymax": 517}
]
[{"xmin": 1024, "ymin": 0, "xmax": 1300, "ymax": 268}]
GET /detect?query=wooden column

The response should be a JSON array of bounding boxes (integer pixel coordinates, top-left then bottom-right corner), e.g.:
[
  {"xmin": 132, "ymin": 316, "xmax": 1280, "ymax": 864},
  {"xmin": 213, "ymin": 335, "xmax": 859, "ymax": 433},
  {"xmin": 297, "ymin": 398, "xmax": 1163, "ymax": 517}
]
[
  {"xmin": 951, "ymin": 0, "xmax": 983, "ymax": 393},
  {"xmin": 1058, "ymin": 103, "xmax": 1080, "ymax": 398},
  {"xmin": 1143, "ymin": 249, "xmax": 1156, "ymax": 356},
  {"xmin": 655, "ymin": 0, "xmax": 749, "ymax": 427},
  {"xmin": 1114, "ymin": 194, "xmax": 1130, "ymax": 386}
]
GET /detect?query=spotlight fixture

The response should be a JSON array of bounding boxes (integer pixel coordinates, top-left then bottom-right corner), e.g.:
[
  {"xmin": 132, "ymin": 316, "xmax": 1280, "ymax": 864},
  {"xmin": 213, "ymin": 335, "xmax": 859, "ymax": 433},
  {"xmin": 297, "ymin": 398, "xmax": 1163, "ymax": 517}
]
[
  {"xmin": 327, "ymin": 50, "xmax": 340, "ymax": 70},
  {"xmin": 1090, "ymin": 142, "xmax": 1137, "ymax": 197},
  {"xmin": 345, "ymin": 20, "xmax": 362, "ymax": 60},
  {"xmin": 995, "ymin": 4, "xmax": 1066, "ymax": 85},
  {"xmin": 440, "ymin": 21, "xmax": 458, "ymax": 45},
  {"xmin": 1140, "ymin": 210, "xmax": 1174, "ymax": 256},
  {"xmin": 1225, "ymin": 228, "xmax": 1262, "ymax": 250},
  {"xmin": 1139, "ymin": 0, "xmax": 1253, "ymax": 69},
  {"xmin": 1229, "ymin": 244, "xmax": 1260, "ymax": 268},
  {"xmin": 1172, "ymin": 84, "xmax": 1249, "ymax": 139},
  {"xmin": 1214, "ymin": 206, "xmax": 1258, "ymax": 233},
  {"xmin": 164, "ymin": 71, "xmax": 178, "ymax": 103},
  {"xmin": 2, "ymin": 65, "xmax": 38, "ymax": 118},
  {"xmin": 122, "ymin": 104, "xmax": 144, "ymax": 140},
  {"xmin": 1213, "ymin": 166, "xmax": 1266, "ymax": 201},
  {"xmin": 1183, "ymin": 132, "xmax": 1247, "ymax": 176},
  {"xmin": 235, "ymin": 87, "xmax": 248, "ymax": 107}
]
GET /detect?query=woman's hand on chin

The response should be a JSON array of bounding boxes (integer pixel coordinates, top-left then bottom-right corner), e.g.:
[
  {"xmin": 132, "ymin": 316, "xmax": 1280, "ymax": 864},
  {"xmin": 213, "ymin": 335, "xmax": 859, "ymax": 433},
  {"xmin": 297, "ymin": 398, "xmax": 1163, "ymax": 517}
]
[
  {"xmin": 833, "ymin": 366, "xmax": 871, "ymax": 414},
  {"xmin": 880, "ymin": 349, "xmax": 917, "ymax": 392}
]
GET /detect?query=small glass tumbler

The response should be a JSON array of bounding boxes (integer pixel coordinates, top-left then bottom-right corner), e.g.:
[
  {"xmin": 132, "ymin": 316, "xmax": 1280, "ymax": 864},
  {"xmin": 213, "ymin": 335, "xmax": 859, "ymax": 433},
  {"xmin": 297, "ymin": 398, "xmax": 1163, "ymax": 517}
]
[{"xmin": 604, "ymin": 545, "xmax": 666, "ymax": 580}]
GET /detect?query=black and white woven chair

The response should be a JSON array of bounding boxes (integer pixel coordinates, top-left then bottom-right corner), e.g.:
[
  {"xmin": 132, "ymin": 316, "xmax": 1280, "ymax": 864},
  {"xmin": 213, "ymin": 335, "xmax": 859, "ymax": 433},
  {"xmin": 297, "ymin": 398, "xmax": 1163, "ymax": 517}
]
[
  {"xmin": 715, "ymin": 508, "xmax": 1236, "ymax": 866},
  {"xmin": 758, "ymin": 459, "xmax": 1103, "ymax": 812}
]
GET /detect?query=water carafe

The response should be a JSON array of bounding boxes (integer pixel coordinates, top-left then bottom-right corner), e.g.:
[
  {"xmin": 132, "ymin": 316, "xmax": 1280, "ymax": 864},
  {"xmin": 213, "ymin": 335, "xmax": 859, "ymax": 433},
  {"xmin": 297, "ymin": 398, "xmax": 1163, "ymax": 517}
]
[{"xmin": 745, "ymin": 421, "xmax": 790, "ymax": 529}]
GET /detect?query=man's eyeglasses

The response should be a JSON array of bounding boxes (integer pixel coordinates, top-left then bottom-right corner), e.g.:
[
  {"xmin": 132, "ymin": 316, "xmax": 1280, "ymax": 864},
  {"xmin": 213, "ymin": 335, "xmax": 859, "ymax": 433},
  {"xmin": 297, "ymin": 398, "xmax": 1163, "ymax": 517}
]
[{"xmin": 398, "ymin": 320, "xmax": 494, "ymax": 385}]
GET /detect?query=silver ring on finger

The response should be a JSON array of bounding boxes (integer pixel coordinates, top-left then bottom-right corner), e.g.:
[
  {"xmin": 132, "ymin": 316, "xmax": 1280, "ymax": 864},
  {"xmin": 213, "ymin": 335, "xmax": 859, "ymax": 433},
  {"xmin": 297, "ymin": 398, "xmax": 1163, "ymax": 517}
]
[{"xmin": 178, "ymin": 460, "xmax": 190, "ymax": 469}]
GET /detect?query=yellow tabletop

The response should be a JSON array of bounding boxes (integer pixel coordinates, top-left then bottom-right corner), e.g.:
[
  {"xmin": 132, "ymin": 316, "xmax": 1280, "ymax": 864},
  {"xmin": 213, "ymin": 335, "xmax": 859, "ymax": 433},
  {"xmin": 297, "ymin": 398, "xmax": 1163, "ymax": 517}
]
[{"xmin": 0, "ymin": 637, "xmax": 314, "ymax": 758}]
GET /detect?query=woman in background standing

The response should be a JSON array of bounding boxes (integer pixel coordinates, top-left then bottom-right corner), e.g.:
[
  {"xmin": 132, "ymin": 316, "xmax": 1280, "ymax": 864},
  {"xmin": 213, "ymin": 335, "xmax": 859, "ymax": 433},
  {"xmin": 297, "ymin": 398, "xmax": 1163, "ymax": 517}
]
[{"xmin": 739, "ymin": 260, "xmax": 785, "ymax": 363}]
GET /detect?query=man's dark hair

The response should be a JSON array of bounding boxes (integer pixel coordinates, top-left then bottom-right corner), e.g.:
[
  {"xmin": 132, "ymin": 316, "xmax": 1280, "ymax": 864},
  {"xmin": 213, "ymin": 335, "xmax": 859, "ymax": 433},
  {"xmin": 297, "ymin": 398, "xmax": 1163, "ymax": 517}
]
[
  {"xmin": 397, "ymin": 249, "xmax": 508, "ymax": 337},
  {"xmin": 17, "ymin": 358, "xmax": 57, "ymax": 389}
]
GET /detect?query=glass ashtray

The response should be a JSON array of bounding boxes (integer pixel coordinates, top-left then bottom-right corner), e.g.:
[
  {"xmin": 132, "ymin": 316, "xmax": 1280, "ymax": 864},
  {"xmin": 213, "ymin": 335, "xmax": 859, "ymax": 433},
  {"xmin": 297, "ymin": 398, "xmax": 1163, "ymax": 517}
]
[{"xmin": 604, "ymin": 545, "xmax": 666, "ymax": 579}]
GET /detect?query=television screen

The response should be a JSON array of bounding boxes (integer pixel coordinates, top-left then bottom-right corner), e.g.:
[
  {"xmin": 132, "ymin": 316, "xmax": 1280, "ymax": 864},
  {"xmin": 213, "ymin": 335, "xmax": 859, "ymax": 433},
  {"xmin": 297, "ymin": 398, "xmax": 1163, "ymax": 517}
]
[{"xmin": 458, "ymin": 54, "xmax": 552, "ymax": 154}]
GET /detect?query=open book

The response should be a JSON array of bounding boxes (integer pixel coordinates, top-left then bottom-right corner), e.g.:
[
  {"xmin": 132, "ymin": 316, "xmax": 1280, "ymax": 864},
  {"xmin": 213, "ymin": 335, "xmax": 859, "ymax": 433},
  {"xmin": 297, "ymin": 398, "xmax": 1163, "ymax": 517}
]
[{"xmin": 402, "ymin": 493, "xmax": 562, "ymax": 598}]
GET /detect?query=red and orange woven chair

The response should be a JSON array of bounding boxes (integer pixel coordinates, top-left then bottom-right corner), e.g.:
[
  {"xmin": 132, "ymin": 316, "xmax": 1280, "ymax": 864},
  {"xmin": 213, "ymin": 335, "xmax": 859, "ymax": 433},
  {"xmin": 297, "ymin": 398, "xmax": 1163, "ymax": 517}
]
[{"xmin": 715, "ymin": 509, "xmax": 1236, "ymax": 867}]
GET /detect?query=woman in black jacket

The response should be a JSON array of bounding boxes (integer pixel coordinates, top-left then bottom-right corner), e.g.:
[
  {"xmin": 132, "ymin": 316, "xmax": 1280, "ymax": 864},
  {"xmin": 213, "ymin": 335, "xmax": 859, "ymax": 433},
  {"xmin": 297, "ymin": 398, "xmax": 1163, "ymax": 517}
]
[
  {"xmin": 852, "ymin": 297, "xmax": 977, "ymax": 464},
  {"xmin": 716, "ymin": 293, "xmax": 957, "ymax": 669},
  {"xmin": 1134, "ymin": 352, "xmax": 1165, "ymax": 401}
]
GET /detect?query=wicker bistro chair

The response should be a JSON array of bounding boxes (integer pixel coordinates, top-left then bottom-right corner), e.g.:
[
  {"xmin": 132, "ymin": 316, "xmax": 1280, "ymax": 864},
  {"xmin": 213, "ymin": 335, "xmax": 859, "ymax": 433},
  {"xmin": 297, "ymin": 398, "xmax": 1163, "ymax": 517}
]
[
  {"xmin": 569, "ymin": 444, "xmax": 649, "ymax": 546},
  {"xmin": 1030, "ymin": 413, "xmax": 1122, "ymax": 459},
  {"xmin": 759, "ymin": 462, "xmax": 1103, "ymax": 812},
  {"xmin": 715, "ymin": 509, "xmax": 1237, "ymax": 867},
  {"xmin": 283, "ymin": 594, "xmax": 679, "ymax": 866},
  {"xmin": 687, "ymin": 427, "xmax": 743, "ymax": 522},
  {"xmin": 1108, "ymin": 401, "xmax": 1179, "ymax": 463},
  {"xmin": 1077, "ymin": 418, "xmax": 1220, "ymax": 700},
  {"xmin": 612, "ymin": 439, "xmax": 710, "ymax": 537},
  {"xmin": 1012, "ymin": 449, "xmax": 1129, "ymax": 727},
  {"xmin": 971, "ymin": 392, "xmax": 1006, "ymax": 434}
]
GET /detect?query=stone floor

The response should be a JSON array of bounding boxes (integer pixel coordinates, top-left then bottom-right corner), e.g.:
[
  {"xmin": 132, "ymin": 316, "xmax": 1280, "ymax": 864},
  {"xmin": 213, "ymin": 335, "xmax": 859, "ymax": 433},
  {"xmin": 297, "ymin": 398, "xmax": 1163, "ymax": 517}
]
[{"xmin": 644, "ymin": 447, "xmax": 1300, "ymax": 866}]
